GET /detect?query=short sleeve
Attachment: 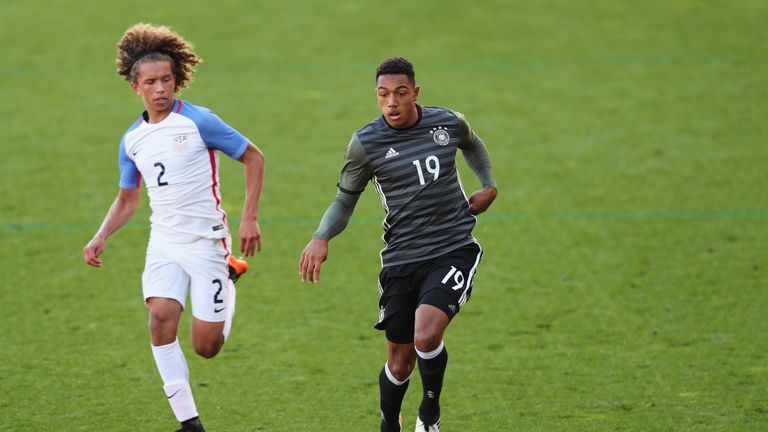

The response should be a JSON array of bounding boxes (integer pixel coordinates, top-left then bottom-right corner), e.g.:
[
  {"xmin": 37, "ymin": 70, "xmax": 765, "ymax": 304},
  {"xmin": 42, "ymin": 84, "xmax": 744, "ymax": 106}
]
[
  {"xmin": 191, "ymin": 106, "xmax": 249, "ymax": 160},
  {"xmin": 337, "ymin": 133, "xmax": 372, "ymax": 194},
  {"xmin": 118, "ymin": 136, "xmax": 141, "ymax": 189}
]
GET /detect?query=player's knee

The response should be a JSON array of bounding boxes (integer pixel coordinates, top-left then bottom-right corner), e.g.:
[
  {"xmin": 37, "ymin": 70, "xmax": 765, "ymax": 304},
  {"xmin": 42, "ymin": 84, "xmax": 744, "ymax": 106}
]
[
  {"xmin": 148, "ymin": 311, "xmax": 179, "ymax": 342},
  {"xmin": 388, "ymin": 360, "xmax": 414, "ymax": 382},
  {"xmin": 193, "ymin": 339, "xmax": 222, "ymax": 359},
  {"xmin": 413, "ymin": 330, "xmax": 442, "ymax": 353},
  {"xmin": 147, "ymin": 300, "xmax": 181, "ymax": 328},
  {"xmin": 149, "ymin": 309, "xmax": 173, "ymax": 326}
]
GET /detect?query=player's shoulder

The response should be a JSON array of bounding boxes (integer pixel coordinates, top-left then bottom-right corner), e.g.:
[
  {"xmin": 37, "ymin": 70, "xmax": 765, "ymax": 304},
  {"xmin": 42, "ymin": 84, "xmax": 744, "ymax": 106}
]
[
  {"xmin": 421, "ymin": 105, "xmax": 463, "ymax": 124},
  {"xmin": 176, "ymin": 99, "xmax": 217, "ymax": 124},
  {"xmin": 120, "ymin": 116, "xmax": 144, "ymax": 144},
  {"xmin": 354, "ymin": 115, "xmax": 389, "ymax": 140},
  {"xmin": 422, "ymin": 106, "xmax": 472, "ymax": 135}
]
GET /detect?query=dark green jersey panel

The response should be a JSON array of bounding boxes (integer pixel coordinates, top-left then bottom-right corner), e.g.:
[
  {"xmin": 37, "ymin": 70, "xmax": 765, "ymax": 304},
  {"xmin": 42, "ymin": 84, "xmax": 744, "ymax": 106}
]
[{"xmin": 348, "ymin": 105, "xmax": 478, "ymax": 267}]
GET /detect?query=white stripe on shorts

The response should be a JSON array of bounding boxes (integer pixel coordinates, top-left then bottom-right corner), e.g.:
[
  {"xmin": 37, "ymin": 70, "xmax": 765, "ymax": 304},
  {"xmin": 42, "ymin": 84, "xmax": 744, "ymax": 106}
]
[{"xmin": 459, "ymin": 242, "xmax": 483, "ymax": 306}]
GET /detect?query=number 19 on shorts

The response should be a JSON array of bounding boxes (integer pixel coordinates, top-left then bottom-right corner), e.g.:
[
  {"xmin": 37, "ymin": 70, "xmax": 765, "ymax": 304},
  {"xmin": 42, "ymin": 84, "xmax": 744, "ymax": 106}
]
[{"xmin": 441, "ymin": 266, "xmax": 464, "ymax": 290}]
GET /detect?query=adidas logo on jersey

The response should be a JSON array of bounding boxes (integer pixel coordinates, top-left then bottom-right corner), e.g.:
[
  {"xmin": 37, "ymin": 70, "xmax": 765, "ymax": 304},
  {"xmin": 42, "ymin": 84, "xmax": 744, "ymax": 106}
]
[{"xmin": 385, "ymin": 148, "xmax": 399, "ymax": 159}]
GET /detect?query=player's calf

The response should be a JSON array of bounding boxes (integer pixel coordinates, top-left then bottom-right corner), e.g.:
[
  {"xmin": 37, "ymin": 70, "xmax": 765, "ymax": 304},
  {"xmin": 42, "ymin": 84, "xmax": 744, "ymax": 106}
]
[{"xmin": 415, "ymin": 341, "xmax": 448, "ymax": 429}]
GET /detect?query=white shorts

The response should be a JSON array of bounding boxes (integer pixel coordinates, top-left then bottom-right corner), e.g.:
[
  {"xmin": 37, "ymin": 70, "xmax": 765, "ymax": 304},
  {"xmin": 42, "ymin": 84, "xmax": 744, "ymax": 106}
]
[{"xmin": 142, "ymin": 234, "xmax": 231, "ymax": 322}]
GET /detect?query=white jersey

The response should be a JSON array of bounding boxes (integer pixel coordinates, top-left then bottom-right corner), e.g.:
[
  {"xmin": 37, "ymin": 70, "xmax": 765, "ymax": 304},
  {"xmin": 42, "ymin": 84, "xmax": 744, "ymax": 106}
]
[{"xmin": 118, "ymin": 99, "xmax": 248, "ymax": 243}]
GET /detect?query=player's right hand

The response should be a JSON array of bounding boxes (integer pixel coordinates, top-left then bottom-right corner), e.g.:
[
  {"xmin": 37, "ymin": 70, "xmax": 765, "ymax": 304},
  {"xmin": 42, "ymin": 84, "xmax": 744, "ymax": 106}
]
[
  {"xmin": 299, "ymin": 238, "xmax": 329, "ymax": 284},
  {"xmin": 468, "ymin": 186, "xmax": 498, "ymax": 215},
  {"xmin": 83, "ymin": 236, "xmax": 105, "ymax": 267}
]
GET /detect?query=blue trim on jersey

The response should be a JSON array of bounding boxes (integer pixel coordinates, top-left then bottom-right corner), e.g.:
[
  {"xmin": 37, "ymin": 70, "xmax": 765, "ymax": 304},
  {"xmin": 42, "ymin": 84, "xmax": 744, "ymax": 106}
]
[
  {"xmin": 178, "ymin": 100, "xmax": 249, "ymax": 160},
  {"xmin": 118, "ymin": 117, "xmax": 142, "ymax": 189}
]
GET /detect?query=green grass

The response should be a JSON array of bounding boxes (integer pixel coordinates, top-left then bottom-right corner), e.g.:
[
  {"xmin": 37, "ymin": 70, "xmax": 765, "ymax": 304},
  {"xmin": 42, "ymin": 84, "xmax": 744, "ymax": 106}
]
[{"xmin": 1, "ymin": 0, "xmax": 767, "ymax": 430}]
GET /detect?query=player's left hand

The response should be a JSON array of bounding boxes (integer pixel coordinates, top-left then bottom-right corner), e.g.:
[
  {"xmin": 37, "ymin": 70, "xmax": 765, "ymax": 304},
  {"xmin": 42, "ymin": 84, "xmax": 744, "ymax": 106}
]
[
  {"xmin": 239, "ymin": 218, "xmax": 261, "ymax": 257},
  {"xmin": 468, "ymin": 187, "xmax": 498, "ymax": 215},
  {"xmin": 299, "ymin": 238, "xmax": 328, "ymax": 284}
]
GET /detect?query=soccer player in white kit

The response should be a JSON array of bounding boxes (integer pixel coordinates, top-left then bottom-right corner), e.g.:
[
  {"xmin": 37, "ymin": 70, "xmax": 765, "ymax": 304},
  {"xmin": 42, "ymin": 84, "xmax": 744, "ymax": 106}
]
[{"xmin": 82, "ymin": 23, "xmax": 265, "ymax": 432}]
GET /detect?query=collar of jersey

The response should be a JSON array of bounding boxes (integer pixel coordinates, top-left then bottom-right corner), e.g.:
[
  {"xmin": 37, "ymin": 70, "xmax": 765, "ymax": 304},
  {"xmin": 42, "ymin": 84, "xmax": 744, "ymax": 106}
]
[
  {"xmin": 141, "ymin": 99, "xmax": 182, "ymax": 124},
  {"xmin": 382, "ymin": 104, "xmax": 423, "ymax": 132}
]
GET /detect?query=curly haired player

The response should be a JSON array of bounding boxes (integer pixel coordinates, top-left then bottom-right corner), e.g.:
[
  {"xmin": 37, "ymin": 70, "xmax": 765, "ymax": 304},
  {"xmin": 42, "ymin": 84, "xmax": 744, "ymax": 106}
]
[{"xmin": 83, "ymin": 23, "xmax": 265, "ymax": 432}]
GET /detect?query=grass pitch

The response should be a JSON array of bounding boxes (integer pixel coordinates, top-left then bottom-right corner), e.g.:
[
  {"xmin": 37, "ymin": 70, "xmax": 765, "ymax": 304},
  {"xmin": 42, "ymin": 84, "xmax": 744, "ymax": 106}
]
[{"xmin": 1, "ymin": 0, "xmax": 766, "ymax": 430}]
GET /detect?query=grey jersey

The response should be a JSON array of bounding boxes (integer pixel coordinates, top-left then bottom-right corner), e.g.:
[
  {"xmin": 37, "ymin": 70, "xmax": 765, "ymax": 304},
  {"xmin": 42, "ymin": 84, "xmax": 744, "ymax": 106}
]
[{"xmin": 338, "ymin": 105, "xmax": 479, "ymax": 267}]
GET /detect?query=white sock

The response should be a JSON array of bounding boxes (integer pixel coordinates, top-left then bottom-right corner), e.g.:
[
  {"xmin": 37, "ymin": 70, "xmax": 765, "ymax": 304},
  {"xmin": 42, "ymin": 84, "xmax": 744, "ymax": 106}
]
[
  {"xmin": 163, "ymin": 381, "xmax": 198, "ymax": 422},
  {"xmin": 151, "ymin": 338, "xmax": 198, "ymax": 422},
  {"xmin": 223, "ymin": 279, "xmax": 237, "ymax": 341}
]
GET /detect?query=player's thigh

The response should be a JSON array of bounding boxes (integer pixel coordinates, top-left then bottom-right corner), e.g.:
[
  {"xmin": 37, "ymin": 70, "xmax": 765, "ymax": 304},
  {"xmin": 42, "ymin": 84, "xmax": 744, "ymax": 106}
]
[
  {"xmin": 191, "ymin": 316, "xmax": 225, "ymax": 344},
  {"xmin": 183, "ymin": 238, "xmax": 230, "ymax": 323},
  {"xmin": 374, "ymin": 264, "xmax": 422, "ymax": 343},
  {"xmin": 418, "ymin": 243, "xmax": 483, "ymax": 321},
  {"xmin": 378, "ymin": 292, "xmax": 419, "ymax": 344},
  {"xmin": 142, "ymin": 247, "xmax": 190, "ymax": 310}
]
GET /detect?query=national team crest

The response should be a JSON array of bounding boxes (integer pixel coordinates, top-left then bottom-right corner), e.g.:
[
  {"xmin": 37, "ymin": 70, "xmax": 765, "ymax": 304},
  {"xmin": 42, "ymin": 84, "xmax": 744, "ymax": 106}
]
[
  {"xmin": 430, "ymin": 126, "xmax": 450, "ymax": 146},
  {"xmin": 172, "ymin": 134, "xmax": 189, "ymax": 153}
]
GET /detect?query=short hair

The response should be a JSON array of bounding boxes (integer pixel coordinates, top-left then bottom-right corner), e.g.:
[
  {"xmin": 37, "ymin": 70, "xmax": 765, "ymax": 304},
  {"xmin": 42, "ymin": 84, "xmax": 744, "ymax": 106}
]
[
  {"xmin": 376, "ymin": 56, "xmax": 415, "ymax": 85},
  {"xmin": 116, "ymin": 23, "xmax": 202, "ymax": 91}
]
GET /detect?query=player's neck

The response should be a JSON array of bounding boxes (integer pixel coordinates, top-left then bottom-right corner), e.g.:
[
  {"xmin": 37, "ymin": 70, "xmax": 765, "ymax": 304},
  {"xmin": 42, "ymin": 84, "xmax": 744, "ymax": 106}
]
[
  {"xmin": 144, "ymin": 101, "xmax": 176, "ymax": 124},
  {"xmin": 384, "ymin": 104, "xmax": 422, "ymax": 130}
]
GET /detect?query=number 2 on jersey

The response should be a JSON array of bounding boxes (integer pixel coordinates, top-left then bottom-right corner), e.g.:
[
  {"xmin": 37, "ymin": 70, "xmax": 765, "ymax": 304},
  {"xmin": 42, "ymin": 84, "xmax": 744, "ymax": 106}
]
[
  {"xmin": 441, "ymin": 265, "xmax": 465, "ymax": 290},
  {"xmin": 154, "ymin": 162, "xmax": 169, "ymax": 186},
  {"xmin": 412, "ymin": 155, "xmax": 440, "ymax": 185}
]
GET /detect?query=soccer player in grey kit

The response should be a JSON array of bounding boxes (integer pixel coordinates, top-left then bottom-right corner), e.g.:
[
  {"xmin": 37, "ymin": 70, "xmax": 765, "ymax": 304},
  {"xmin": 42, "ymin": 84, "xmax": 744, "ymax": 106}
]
[{"xmin": 299, "ymin": 57, "xmax": 497, "ymax": 432}]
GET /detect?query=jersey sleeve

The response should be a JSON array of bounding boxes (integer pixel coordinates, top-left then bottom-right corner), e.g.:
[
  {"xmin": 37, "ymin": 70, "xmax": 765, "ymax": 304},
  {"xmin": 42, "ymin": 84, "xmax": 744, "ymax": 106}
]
[
  {"xmin": 312, "ymin": 190, "xmax": 362, "ymax": 240},
  {"xmin": 337, "ymin": 133, "xmax": 373, "ymax": 194},
  {"xmin": 193, "ymin": 107, "xmax": 250, "ymax": 160},
  {"xmin": 455, "ymin": 111, "xmax": 477, "ymax": 149},
  {"xmin": 454, "ymin": 111, "xmax": 496, "ymax": 189},
  {"xmin": 118, "ymin": 136, "xmax": 141, "ymax": 189}
]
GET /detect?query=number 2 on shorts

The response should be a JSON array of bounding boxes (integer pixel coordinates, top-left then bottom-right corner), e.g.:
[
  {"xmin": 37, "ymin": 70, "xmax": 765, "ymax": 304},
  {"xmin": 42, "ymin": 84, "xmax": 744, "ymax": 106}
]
[
  {"xmin": 212, "ymin": 279, "xmax": 224, "ymax": 304},
  {"xmin": 441, "ymin": 266, "xmax": 465, "ymax": 290}
]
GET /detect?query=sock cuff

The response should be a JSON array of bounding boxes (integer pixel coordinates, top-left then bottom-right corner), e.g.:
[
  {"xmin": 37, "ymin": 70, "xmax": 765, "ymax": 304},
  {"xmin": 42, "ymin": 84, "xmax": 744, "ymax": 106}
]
[
  {"xmin": 416, "ymin": 340, "xmax": 445, "ymax": 360},
  {"xmin": 151, "ymin": 337, "xmax": 180, "ymax": 352},
  {"xmin": 151, "ymin": 337, "xmax": 189, "ymax": 384},
  {"xmin": 384, "ymin": 362, "xmax": 413, "ymax": 386}
]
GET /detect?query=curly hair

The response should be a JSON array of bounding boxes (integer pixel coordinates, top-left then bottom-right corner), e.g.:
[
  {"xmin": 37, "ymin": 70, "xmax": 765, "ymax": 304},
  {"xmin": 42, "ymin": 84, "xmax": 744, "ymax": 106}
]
[
  {"xmin": 116, "ymin": 23, "xmax": 202, "ymax": 91},
  {"xmin": 376, "ymin": 56, "xmax": 415, "ymax": 85}
]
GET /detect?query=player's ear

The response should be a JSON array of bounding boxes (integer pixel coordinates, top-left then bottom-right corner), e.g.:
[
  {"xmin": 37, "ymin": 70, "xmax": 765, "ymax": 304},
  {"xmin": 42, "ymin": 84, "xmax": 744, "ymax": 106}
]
[
  {"xmin": 413, "ymin": 85, "xmax": 420, "ymax": 101},
  {"xmin": 130, "ymin": 81, "xmax": 140, "ymax": 95}
]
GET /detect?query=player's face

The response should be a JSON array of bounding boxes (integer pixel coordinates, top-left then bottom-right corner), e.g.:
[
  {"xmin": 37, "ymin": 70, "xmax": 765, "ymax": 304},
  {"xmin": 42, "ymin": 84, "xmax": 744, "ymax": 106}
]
[
  {"xmin": 130, "ymin": 60, "xmax": 176, "ymax": 115},
  {"xmin": 376, "ymin": 74, "xmax": 420, "ymax": 129}
]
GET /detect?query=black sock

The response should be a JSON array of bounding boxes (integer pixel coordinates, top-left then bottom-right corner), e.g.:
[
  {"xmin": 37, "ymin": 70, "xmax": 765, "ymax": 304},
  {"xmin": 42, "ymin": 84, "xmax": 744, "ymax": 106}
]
[
  {"xmin": 417, "ymin": 344, "xmax": 448, "ymax": 425},
  {"xmin": 379, "ymin": 365, "xmax": 410, "ymax": 432}
]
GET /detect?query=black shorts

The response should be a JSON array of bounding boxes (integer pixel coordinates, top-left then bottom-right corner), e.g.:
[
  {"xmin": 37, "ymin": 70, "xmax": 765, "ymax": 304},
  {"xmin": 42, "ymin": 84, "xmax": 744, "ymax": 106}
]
[{"xmin": 373, "ymin": 242, "xmax": 483, "ymax": 344}]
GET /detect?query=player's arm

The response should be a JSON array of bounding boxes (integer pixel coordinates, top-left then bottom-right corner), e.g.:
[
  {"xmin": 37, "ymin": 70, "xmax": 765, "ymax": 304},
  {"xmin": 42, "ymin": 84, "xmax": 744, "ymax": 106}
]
[
  {"xmin": 237, "ymin": 142, "xmax": 265, "ymax": 257},
  {"xmin": 299, "ymin": 134, "xmax": 371, "ymax": 284},
  {"xmin": 193, "ymin": 106, "xmax": 266, "ymax": 257},
  {"xmin": 456, "ymin": 112, "xmax": 498, "ymax": 215},
  {"xmin": 83, "ymin": 187, "xmax": 140, "ymax": 267},
  {"xmin": 299, "ymin": 190, "xmax": 362, "ymax": 283}
]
